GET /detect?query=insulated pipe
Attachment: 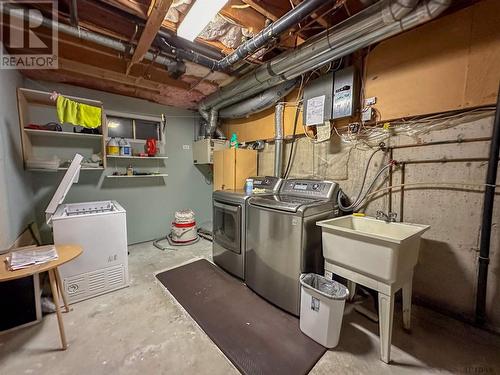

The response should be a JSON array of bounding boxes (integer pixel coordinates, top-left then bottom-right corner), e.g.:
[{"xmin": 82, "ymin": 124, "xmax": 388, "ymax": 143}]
[
  {"xmin": 155, "ymin": 0, "xmax": 331, "ymax": 72},
  {"xmin": 217, "ymin": 0, "xmax": 328, "ymax": 70},
  {"xmin": 274, "ymin": 103, "xmax": 285, "ymax": 177},
  {"xmin": 219, "ymin": 79, "xmax": 298, "ymax": 119},
  {"xmin": 157, "ymin": 30, "xmax": 225, "ymax": 61},
  {"xmin": 475, "ymin": 86, "xmax": 500, "ymax": 325}
]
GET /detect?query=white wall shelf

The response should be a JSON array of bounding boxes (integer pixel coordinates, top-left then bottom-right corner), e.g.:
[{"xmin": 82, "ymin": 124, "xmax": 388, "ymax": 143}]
[
  {"xmin": 106, "ymin": 174, "xmax": 168, "ymax": 178},
  {"xmin": 24, "ymin": 128, "xmax": 103, "ymax": 139},
  {"xmin": 107, "ymin": 155, "xmax": 168, "ymax": 160},
  {"xmin": 28, "ymin": 167, "xmax": 104, "ymax": 172}
]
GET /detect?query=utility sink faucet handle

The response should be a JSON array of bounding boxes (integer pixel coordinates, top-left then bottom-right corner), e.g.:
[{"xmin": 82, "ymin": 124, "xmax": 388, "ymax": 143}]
[{"xmin": 376, "ymin": 210, "xmax": 397, "ymax": 223}]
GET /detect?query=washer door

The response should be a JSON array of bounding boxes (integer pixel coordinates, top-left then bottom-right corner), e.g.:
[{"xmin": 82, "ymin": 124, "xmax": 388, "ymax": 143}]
[{"xmin": 213, "ymin": 201, "xmax": 241, "ymax": 254}]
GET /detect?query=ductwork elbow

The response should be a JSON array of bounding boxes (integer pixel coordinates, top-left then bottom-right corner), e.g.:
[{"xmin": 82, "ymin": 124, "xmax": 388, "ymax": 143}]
[
  {"xmin": 208, "ymin": 108, "xmax": 219, "ymax": 137},
  {"xmin": 399, "ymin": 0, "xmax": 451, "ymax": 30},
  {"xmin": 382, "ymin": 0, "xmax": 420, "ymax": 24},
  {"xmin": 415, "ymin": 0, "xmax": 452, "ymax": 23}
]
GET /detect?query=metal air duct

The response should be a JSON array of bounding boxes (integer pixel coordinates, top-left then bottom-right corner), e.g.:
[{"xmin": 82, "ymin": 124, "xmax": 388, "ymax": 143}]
[
  {"xmin": 274, "ymin": 103, "xmax": 285, "ymax": 177},
  {"xmin": 200, "ymin": 0, "xmax": 451, "ymax": 137},
  {"xmin": 219, "ymin": 79, "xmax": 298, "ymax": 119}
]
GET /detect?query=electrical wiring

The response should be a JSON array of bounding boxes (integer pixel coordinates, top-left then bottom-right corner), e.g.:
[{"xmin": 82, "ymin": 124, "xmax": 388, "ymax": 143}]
[{"xmin": 335, "ymin": 106, "xmax": 495, "ymax": 147}]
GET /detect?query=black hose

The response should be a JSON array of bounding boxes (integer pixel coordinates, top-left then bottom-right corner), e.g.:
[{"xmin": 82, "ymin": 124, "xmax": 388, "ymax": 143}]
[
  {"xmin": 283, "ymin": 102, "xmax": 302, "ymax": 178},
  {"xmin": 475, "ymin": 85, "xmax": 500, "ymax": 325}
]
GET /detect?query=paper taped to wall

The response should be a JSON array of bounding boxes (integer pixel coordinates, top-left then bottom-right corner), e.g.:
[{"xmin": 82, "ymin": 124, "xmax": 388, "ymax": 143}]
[
  {"xmin": 316, "ymin": 121, "xmax": 331, "ymax": 142},
  {"xmin": 306, "ymin": 95, "xmax": 325, "ymax": 125}
]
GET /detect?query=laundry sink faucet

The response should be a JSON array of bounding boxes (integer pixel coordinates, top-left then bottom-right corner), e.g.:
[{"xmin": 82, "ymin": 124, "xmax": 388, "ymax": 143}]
[{"xmin": 376, "ymin": 210, "xmax": 398, "ymax": 223}]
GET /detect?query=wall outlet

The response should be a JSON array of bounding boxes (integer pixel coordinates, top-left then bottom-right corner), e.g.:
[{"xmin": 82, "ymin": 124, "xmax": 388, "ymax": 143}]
[
  {"xmin": 182, "ymin": 145, "xmax": 190, "ymax": 150},
  {"xmin": 364, "ymin": 96, "xmax": 377, "ymax": 106}
]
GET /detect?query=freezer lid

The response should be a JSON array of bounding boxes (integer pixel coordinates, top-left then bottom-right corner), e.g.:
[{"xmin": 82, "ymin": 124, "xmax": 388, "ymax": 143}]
[{"xmin": 45, "ymin": 153, "xmax": 83, "ymax": 224}]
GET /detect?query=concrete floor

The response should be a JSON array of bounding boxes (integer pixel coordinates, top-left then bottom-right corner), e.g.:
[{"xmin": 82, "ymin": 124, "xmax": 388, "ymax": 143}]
[{"xmin": 1, "ymin": 239, "xmax": 499, "ymax": 375}]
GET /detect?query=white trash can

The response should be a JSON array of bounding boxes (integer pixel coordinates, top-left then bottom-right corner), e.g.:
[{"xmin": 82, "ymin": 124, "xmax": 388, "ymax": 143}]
[{"xmin": 299, "ymin": 273, "xmax": 349, "ymax": 348}]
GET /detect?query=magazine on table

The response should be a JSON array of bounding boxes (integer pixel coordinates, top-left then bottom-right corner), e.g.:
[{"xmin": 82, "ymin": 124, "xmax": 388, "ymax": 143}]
[{"xmin": 6, "ymin": 245, "xmax": 58, "ymax": 271}]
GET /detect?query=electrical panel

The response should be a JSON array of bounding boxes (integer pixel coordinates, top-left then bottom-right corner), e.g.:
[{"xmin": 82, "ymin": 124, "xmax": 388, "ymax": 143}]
[
  {"xmin": 333, "ymin": 66, "xmax": 356, "ymax": 119},
  {"xmin": 303, "ymin": 72, "xmax": 334, "ymax": 125},
  {"xmin": 302, "ymin": 66, "xmax": 357, "ymax": 124}
]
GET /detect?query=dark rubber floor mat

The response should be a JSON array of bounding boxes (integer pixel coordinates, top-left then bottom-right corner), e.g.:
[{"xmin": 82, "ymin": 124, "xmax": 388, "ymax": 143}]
[{"xmin": 156, "ymin": 259, "xmax": 326, "ymax": 375}]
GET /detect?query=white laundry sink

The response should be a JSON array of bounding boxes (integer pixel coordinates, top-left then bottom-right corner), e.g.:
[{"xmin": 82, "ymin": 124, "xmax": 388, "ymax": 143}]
[{"xmin": 317, "ymin": 215, "xmax": 430, "ymax": 283}]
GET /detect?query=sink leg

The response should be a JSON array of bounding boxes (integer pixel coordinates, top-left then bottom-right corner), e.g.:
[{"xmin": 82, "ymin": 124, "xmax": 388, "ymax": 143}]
[
  {"xmin": 378, "ymin": 293, "xmax": 394, "ymax": 364},
  {"xmin": 346, "ymin": 280, "xmax": 357, "ymax": 301},
  {"xmin": 402, "ymin": 276, "xmax": 413, "ymax": 331}
]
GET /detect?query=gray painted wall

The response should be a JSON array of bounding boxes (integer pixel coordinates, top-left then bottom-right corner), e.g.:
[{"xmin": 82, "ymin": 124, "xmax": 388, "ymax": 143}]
[
  {"xmin": 258, "ymin": 115, "xmax": 500, "ymax": 331},
  {"xmin": 0, "ymin": 52, "xmax": 35, "ymax": 249},
  {"xmin": 23, "ymin": 80, "xmax": 212, "ymax": 245}
]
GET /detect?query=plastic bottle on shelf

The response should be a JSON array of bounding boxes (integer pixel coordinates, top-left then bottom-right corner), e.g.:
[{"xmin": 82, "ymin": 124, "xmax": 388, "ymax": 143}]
[
  {"xmin": 107, "ymin": 137, "xmax": 119, "ymax": 155},
  {"xmin": 230, "ymin": 133, "xmax": 238, "ymax": 149},
  {"xmin": 119, "ymin": 137, "xmax": 131, "ymax": 156},
  {"xmin": 124, "ymin": 139, "xmax": 132, "ymax": 156}
]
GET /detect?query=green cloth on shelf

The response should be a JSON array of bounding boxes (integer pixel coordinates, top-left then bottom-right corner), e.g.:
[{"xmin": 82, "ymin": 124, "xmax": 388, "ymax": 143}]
[{"xmin": 56, "ymin": 96, "xmax": 102, "ymax": 129}]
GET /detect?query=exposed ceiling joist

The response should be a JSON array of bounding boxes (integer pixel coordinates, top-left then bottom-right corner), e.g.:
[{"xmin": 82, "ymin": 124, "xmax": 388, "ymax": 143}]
[
  {"xmin": 222, "ymin": 0, "xmax": 266, "ymax": 34},
  {"xmin": 127, "ymin": 0, "xmax": 173, "ymax": 74},
  {"xmin": 291, "ymin": 0, "xmax": 329, "ymax": 28},
  {"xmin": 60, "ymin": 58, "xmax": 163, "ymax": 92},
  {"xmin": 98, "ymin": 0, "xmax": 149, "ymax": 19},
  {"xmin": 241, "ymin": 0, "xmax": 282, "ymax": 21}
]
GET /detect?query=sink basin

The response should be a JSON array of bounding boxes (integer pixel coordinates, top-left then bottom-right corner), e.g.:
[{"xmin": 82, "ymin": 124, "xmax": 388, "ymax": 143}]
[{"xmin": 317, "ymin": 215, "xmax": 430, "ymax": 283}]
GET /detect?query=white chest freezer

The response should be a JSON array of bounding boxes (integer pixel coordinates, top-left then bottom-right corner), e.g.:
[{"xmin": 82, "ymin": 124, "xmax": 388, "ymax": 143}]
[{"xmin": 46, "ymin": 154, "xmax": 129, "ymax": 304}]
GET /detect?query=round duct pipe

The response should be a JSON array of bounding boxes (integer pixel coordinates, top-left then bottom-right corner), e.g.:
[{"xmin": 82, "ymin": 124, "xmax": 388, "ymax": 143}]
[
  {"xmin": 219, "ymin": 79, "xmax": 298, "ymax": 119},
  {"xmin": 199, "ymin": 0, "xmax": 453, "ymax": 133}
]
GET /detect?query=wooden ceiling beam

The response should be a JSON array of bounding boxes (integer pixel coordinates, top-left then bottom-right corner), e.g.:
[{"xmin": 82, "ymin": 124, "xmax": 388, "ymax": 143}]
[
  {"xmin": 240, "ymin": 0, "xmax": 282, "ymax": 21},
  {"xmin": 291, "ymin": 0, "xmax": 329, "ymax": 28},
  {"xmin": 98, "ymin": 0, "xmax": 150, "ymax": 19},
  {"xmin": 127, "ymin": 0, "xmax": 173, "ymax": 74},
  {"xmin": 221, "ymin": 0, "xmax": 266, "ymax": 34},
  {"xmin": 59, "ymin": 58, "xmax": 163, "ymax": 92},
  {"xmin": 21, "ymin": 68, "xmax": 204, "ymax": 109}
]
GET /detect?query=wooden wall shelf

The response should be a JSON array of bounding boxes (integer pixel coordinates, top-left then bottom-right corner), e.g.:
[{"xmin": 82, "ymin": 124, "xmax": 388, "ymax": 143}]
[{"xmin": 17, "ymin": 88, "xmax": 107, "ymax": 169}]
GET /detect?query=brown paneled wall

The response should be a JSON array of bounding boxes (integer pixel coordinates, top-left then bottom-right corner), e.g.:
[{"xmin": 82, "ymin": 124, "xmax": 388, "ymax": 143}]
[
  {"xmin": 221, "ymin": 0, "xmax": 500, "ymax": 143},
  {"xmin": 365, "ymin": 0, "xmax": 500, "ymax": 121},
  {"xmin": 221, "ymin": 90, "xmax": 304, "ymax": 142}
]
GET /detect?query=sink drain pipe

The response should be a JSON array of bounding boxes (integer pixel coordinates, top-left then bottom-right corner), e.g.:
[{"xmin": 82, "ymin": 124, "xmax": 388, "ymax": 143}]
[{"xmin": 475, "ymin": 86, "xmax": 500, "ymax": 325}]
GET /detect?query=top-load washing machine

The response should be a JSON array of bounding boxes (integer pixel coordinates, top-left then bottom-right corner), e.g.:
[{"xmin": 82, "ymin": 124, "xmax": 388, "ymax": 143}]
[
  {"xmin": 246, "ymin": 179, "xmax": 341, "ymax": 315},
  {"xmin": 212, "ymin": 176, "xmax": 282, "ymax": 280}
]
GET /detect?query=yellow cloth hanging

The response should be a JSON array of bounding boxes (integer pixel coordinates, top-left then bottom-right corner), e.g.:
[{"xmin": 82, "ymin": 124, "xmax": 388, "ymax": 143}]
[{"xmin": 56, "ymin": 96, "xmax": 102, "ymax": 129}]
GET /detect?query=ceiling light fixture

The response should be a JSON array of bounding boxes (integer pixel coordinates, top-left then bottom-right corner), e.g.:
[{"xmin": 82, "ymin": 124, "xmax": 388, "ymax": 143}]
[{"xmin": 177, "ymin": 0, "xmax": 228, "ymax": 42}]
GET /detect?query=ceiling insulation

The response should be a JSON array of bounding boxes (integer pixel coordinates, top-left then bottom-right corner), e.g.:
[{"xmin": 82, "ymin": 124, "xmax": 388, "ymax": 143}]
[
  {"xmin": 164, "ymin": 0, "xmax": 192, "ymax": 23},
  {"xmin": 165, "ymin": 0, "xmax": 253, "ymax": 50},
  {"xmin": 199, "ymin": 14, "xmax": 253, "ymax": 50}
]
